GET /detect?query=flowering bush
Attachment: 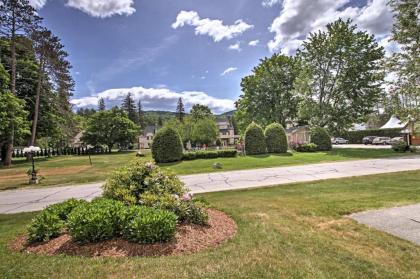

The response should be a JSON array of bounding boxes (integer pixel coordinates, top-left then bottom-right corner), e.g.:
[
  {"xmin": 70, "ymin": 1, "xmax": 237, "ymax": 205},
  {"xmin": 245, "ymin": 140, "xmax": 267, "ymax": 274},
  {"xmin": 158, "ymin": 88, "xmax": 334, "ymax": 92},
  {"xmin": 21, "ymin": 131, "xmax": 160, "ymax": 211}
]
[{"xmin": 290, "ymin": 142, "xmax": 318, "ymax": 152}]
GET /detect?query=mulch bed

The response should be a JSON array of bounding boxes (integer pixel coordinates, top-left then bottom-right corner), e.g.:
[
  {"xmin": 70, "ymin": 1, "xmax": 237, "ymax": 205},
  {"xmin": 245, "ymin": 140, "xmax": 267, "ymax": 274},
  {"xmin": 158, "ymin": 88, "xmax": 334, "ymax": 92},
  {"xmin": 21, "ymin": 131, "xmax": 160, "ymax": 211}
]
[{"xmin": 10, "ymin": 209, "xmax": 237, "ymax": 258}]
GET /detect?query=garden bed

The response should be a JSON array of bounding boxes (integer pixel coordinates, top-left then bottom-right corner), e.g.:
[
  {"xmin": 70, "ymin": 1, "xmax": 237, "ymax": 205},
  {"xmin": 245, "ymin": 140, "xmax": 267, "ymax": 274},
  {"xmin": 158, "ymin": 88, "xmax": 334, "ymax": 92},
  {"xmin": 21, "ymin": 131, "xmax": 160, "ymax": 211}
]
[{"xmin": 10, "ymin": 209, "xmax": 236, "ymax": 258}]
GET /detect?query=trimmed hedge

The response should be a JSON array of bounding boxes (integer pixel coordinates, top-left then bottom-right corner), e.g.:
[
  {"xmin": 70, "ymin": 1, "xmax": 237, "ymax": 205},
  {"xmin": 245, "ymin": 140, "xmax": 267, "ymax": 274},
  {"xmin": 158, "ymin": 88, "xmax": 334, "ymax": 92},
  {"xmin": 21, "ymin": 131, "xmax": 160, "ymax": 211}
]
[
  {"xmin": 245, "ymin": 122, "xmax": 266, "ymax": 155},
  {"xmin": 392, "ymin": 140, "xmax": 409, "ymax": 152},
  {"xmin": 290, "ymin": 142, "xmax": 318, "ymax": 152},
  {"xmin": 336, "ymin": 128, "xmax": 402, "ymax": 144},
  {"xmin": 152, "ymin": 127, "xmax": 183, "ymax": 163},
  {"xmin": 182, "ymin": 149, "xmax": 237, "ymax": 160},
  {"xmin": 265, "ymin": 123, "xmax": 288, "ymax": 153},
  {"xmin": 310, "ymin": 127, "xmax": 332, "ymax": 151}
]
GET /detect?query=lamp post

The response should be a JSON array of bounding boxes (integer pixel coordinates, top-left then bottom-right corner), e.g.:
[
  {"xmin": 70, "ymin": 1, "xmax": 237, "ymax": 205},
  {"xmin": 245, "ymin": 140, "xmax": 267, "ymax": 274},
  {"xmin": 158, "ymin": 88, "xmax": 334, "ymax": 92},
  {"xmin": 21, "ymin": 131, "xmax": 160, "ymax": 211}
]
[{"xmin": 23, "ymin": 146, "xmax": 41, "ymax": 184}]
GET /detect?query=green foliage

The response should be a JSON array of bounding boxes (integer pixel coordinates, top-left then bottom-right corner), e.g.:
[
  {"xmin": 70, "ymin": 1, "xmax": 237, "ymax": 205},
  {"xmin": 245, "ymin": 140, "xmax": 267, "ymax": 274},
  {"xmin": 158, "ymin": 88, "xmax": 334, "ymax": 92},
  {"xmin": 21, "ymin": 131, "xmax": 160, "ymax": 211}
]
[
  {"xmin": 296, "ymin": 19, "xmax": 384, "ymax": 134},
  {"xmin": 392, "ymin": 140, "xmax": 409, "ymax": 152},
  {"xmin": 27, "ymin": 210, "xmax": 64, "ymax": 243},
  {"xmin": 140, "ymin": 193, "xmax": 208, "ymax": 225},
  {"xmin": 67, "ymin": 199, "xmax": 125, "ymax": 243},
  {"xmin": 264, "ymin": 123, "xmax": 288, "ymax": 153},
  {"xmin": 0, "ymin": 92, "xmax": 30, "ymax": 142},
  {"xmin": 121, "ymin": 93, "xmax": 139, "ymax": 124},
  {"xmin": 121, "ymin": 206, "xmax": 177, "ymax": 244},
  {"xmin": 190, "ymin": 104, "xmax": 212, "ymax": 120},
  {"xmin": 190, "ymin": 117, "xmax": 218, "ymax": 145},
  {"xmin": 103, "ymin": 161, "xmax": 185, "ymax": 205},
  {"xmin": 151, "ymin": 127, "xmax": 183, "ymax": 163},
  {"xmin": 82, "ymin": 107, "xmax": 139, "ymax": 150},
  {"xmin": 245, "ymin": 122, "xmax": 266, "ymax": 155},
  {"xmin": 310, "ymin": 127, "xmax": 332, "ymax": 151},
  {"xmin": 182, "ymin": 149, "xmax": 237, "ymax": 160},
  {"xmin": 290, "ymin": 142, "xmax": 318, "ymax": 152},
  {"xmin": 236, "ymin": 54, "xmax": 300, "ymax": 132},
  {"xmin": 46, "ymin": 199, "xmax": 88, "ymax": 221},
  {"xmin": 335, "ymin": 128, "xmax": 402, "ymax": 144}
]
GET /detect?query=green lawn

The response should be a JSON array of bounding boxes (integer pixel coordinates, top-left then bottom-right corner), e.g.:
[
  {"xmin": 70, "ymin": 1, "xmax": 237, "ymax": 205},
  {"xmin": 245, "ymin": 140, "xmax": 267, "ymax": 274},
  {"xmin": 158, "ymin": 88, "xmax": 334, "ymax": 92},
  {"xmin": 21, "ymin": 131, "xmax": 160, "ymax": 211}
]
[
  {"xmin": 0, "ymin": 148, "xmax": 413, "ymax": 190},
  {"xmin": 1, "ymin": 171, "xmax": 419, "ymax": 278}
]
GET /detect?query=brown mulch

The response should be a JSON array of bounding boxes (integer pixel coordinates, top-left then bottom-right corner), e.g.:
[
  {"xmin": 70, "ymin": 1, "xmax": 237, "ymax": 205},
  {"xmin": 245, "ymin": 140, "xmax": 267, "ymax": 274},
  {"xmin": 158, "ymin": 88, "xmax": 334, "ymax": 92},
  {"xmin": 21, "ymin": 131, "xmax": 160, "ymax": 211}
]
[{"xmin": 10, "ymin": 209, "xmax": 237, "ymax": 258}]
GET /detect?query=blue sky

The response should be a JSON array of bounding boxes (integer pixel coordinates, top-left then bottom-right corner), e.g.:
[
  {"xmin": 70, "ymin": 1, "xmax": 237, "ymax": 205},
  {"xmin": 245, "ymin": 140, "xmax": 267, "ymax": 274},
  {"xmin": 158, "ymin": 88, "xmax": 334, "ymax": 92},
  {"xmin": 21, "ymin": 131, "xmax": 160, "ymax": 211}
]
[{"xmin": 31, "ymin": 0, "xmax": 395, "ymax": 114}]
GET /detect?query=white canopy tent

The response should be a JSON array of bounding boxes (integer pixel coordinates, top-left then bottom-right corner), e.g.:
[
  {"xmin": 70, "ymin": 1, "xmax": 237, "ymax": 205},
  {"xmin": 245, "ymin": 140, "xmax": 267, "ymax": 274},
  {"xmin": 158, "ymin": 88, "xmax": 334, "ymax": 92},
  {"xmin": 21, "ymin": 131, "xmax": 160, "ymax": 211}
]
[{"xmin": 380, "ymin": 116, "xmax": 407, "ymax": 130}]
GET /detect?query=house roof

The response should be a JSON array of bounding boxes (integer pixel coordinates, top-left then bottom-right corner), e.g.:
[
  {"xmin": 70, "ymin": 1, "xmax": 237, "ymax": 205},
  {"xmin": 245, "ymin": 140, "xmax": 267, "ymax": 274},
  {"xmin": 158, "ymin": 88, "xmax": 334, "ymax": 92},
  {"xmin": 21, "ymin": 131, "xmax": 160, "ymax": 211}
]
[{"xmin": 380, "ymin": 116, "xmax": 407, "ymax": 130}]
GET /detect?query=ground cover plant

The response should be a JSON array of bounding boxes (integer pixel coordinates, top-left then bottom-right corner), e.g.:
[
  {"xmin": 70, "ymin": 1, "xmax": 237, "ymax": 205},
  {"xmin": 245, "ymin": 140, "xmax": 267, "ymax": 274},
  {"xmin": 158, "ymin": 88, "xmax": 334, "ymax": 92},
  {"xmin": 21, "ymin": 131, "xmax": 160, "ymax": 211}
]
[
  {"xmin": 1, "ymin": 170, "xmax": 419, "ymax": 278},
  {"xmin": 0, "ymin": 148, "xmax": 414, "ymax": 190}
]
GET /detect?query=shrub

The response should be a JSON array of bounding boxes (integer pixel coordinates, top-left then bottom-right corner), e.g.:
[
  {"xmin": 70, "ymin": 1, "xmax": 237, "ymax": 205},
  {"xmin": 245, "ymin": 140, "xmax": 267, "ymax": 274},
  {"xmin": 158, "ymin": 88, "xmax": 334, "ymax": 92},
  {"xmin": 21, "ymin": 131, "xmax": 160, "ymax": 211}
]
[
  {"xmin": 141, "ymin": 192, "xmax": 209, "ymax": 225},
  {"xmin": 67, "ymin": 199, "xmax": 125, "ymax": 243},
  {"xmin": 245, "ymin": 122, "xmax": 266, "ymax": 155},
  {"xmin": 152, "ymin": 127, "xmax": 183, "ymax": 163},
  {"xmin": 27, "ymin": 210, "xmax": 64, "ymax": 243},
  {"xmin": 182, "ymin": 149, "xmax": 237, "ymax": 160},
  {"xmin": 310, "ymin": 127, "xmax": 332, "ymax": 151},
  {"xmin": 290, "ymin": 142, "xmax": 318, "ymax": 152},
  {"xmin": 264, "ymin": 123, "xmax": 288, "ymax": 153},
  {"xmin": 121, "ymin": 206, "xmax": 177, "ymax": 244},
  {"xmin": 103, "ymin": 161, "xmax": 185, "ymax": 205},
  {"xmin": 27, "ymin": 199, "xmax": 87, "ymax": 243},
  {"xmin": 392, "ymin": 140, "xmax": 409, "ymax": 152}
]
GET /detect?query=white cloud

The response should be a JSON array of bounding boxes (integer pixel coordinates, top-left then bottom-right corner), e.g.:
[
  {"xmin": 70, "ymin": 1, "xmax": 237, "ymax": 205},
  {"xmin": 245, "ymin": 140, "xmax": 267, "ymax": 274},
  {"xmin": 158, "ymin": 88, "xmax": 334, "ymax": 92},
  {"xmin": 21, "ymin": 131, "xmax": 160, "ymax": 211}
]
[
  {"xmin": 172, "ymin": 10, "xmax": 254, "ymax": 42},
  {"xmin": 66, "ymin": 0, "xmax": 136, "ymax": 18},
  {"xmin": 71, "ymin": 86, "xmax": 235, "ymax": 114},
  {"xmin": 267, "ymin": 0, "xmax": 394, "ymax": 54},
  {"xmin": 221, "ymin": 67, "xmax": 238, "ymax": 76},
  {"xmin": 29, "ymin": 0, "xmax": 47, "ymax": 9},
  {"xmin": 262, "ymin": 0, "xmax": 281, "ymax": 8},
  {"xmin": 248, "ymin": 40, "xmax": 259, "ymax": 46},
  {"xmin": 228, "ymin": 42, "xmax": 241, "ymax": 51}
]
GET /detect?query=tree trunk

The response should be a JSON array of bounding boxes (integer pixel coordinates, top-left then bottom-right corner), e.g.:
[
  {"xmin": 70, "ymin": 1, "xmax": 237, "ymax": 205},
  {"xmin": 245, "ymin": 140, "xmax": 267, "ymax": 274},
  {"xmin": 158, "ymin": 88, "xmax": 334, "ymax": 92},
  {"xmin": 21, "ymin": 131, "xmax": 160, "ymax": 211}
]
[
  {"xmin": 108, "ymin": 144, "xmax": 113, "ymax": 153},
  {"xmin": 3, "ymin": 142, "xmax": 13, "ymax": 167},
  {"xmin": 10, "ymin": 11, "xmax": 17, "ymax": 96},
  {"xmin": 30, "ymin": 64, "xmax": 44, "ymax": 146}
]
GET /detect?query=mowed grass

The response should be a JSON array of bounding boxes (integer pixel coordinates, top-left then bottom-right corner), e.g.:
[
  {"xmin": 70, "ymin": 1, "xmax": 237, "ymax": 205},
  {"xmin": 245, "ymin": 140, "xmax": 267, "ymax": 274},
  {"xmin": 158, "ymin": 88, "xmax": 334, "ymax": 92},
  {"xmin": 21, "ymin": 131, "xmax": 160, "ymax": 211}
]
[
  {"xmin": 1, "ymin": 171, "xmax": 419, "ymax": 278},
  {"xmin": 0, "ymin": 148, "xmax": 413, "ymax": 190}
]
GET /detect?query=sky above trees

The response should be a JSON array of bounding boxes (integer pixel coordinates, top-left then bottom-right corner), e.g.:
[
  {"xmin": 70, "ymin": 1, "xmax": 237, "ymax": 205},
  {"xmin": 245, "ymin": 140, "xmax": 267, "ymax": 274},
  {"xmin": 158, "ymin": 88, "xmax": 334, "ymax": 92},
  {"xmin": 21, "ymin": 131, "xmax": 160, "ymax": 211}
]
[{"xmin": 31, "ymin": 0, "xmax": 398, "ymax": 114}]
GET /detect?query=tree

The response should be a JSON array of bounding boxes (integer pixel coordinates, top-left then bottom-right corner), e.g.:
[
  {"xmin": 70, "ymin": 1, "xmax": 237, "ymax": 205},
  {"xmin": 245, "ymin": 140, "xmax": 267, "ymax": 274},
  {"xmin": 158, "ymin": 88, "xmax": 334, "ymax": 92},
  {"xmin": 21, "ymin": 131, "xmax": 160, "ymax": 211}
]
[
  {"xmin": 121, "ymin": 93, "xmax": 139, "ymax": 124},
  {"xmin": 264, "ymin": 123, "xmax": 288, "ymax": 153},
  {"xmin": 98, "ymin": 98, "xmax": 105, "ymax": 111},
  {"xmin": 0, "ymin": 0, "xmax": 40, "ymax": 95},
  {"xmin": 387, "ymin": 0, "xmax": 419, "ymax": 123},
  {"xmin": 137, "ymin": 100, "xmax": 146, "ymax": 128},
  {"xmin": 236, "ymin": 54, "xmax": 300, "ymax": 132},
  {"xmin": 0, "ymin": 92, "xmax": 30, "ymax": 165},
  {"xmin": 29, "ymin": 27, "xmax": 71, "ymax": 146},
  {"xmin": 0, "ymin": 0, "xmax": 40, "ymax": 166},
  {"xmin": 244, "ymin": 122, "xmax": 266, "ymax": 155},
  {"xmin": 190, "ymin": 104, "xmax": 212, "ymax": 121},
  {"xmin": 190, "ymin": 118, "xmax": 218, "ymax": 145},
  {"xmin": 81, "ymin": 108, "xmax": 139, "ymax": 152},
  {"xmin": 151, "ymin": 127, "xmax": 183, "ymax": 163},
  {"xmin": 164, "ymin": 117, "xmax": 191, "ymax": 145},
  {"xmin": 176, "ymin": 97, "xmax": 185, "ymax": 122},
  {"xmin": 295, "ymin": 19, "xmax": 384, "ymax": 134},
  {"xmin": 157, "ymin": 116, "xmax": 163, "ymax": 126}
]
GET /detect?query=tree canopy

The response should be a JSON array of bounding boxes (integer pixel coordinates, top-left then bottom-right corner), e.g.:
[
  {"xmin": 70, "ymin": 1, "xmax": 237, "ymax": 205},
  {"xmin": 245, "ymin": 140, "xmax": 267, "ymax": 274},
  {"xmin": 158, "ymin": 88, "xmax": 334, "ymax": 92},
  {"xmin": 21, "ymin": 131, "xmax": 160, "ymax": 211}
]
[{"xmin": 295, "ymin": 19, "xmax": 385, "ymax": 134}]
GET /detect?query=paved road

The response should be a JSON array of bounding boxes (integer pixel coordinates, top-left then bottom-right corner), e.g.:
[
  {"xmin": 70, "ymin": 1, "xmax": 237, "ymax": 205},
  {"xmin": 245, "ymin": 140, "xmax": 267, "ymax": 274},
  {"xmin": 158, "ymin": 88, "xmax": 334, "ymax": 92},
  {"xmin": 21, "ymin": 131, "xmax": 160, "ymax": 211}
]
[
  {"xmin": 350, "ymin": 203, "xmax": 420, "ymax": 245},
  {"xmin": 1, "ymin": 156, "xmax": 420, "ymax": 214},
  {"xmin": 333, "ymin": 144, "xmax": 391, "ymax": 149}
]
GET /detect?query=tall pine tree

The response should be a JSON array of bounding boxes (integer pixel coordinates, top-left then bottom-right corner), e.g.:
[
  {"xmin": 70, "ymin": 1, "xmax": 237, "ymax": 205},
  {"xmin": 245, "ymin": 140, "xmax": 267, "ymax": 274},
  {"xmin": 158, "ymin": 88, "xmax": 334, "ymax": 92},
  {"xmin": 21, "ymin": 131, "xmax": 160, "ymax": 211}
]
[
  {"xmin": 176, "ymin": 97, "xmax": 185, "ymax": 122},
  {"xmin": 121, "ymin": 93, "xmax": 139, "ymax": 124},
  {"xmin": 98, "ymin": 97, "xmax": 106, "ymax": 111},
  {"xmin": 137, "ymin": 100, "xmax": 145, "ymax": 128}
]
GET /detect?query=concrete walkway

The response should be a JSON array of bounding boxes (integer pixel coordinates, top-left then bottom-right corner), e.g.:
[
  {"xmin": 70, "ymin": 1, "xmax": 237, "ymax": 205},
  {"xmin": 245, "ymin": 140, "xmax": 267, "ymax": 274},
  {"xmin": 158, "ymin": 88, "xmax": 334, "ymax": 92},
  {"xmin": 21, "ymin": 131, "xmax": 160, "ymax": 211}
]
[
  {"xmin": 350, "ymin": 204, "xmax": 420, "ymax": 245},
  {"xmin": 1, "ymin": 156, "xmax": 419, "ymax": 214}
]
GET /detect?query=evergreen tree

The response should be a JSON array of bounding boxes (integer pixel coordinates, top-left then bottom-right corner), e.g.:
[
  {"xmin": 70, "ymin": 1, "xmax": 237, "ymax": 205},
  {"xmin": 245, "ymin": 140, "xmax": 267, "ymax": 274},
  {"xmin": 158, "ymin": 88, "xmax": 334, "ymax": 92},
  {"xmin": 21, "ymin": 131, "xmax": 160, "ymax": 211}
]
[
  {"xmin": 121, "ymin": 93, "xmax": 139, "ymax": 124},
  {"xmin": 176, "ymin": 97, "xmax": 185, "ymax": 122},
  {"xmin": 98, "ymin": 97, "xmax": 106, "ymax": 111},
  {"xmin": 158, "ymin": 116, "xmax": 163, "ymax": 126},
  {"xmin": 137, "ymin": 100, "xmax": 146, "ymax": 128}
]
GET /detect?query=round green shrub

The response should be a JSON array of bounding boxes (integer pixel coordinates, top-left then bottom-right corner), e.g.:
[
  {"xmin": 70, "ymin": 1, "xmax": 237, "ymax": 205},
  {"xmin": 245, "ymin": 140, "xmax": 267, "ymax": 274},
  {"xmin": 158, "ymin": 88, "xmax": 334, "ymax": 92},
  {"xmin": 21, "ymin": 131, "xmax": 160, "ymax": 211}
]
[
  {"xmin": 103, "ymin": 161, "xmax": 185, "ymax": 205},
  {"xmin": 151, "ymin": 127, "xmax": 183, "ymax": 163},
  {"xmin": 67, "ymin": 199, "xmax": 125, "ymax": 243},
  {"xmin": 310, "ymin": 127, "xmax": 332, "ymax": 151},
  {"xmin": 46, "ymin": 199, "xmax": 88, "ymax": 221},
  {"xmin": 244, "ymin": 122, "xmax": 266, "ymax": 155},
  {"xmin": 121, "ymin": 206, "xmax": 177, "ymax": 244},
  {"xmin": 27, "ymin": 210, "xmax": 64, "ymax": 243},
  {"xmin": 264, "ymin": 123, "xmax": 288, "ymax": 153},
  {"xmin": 392, "ymin": 140, "xmax": 409, "ymax": 152}
]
